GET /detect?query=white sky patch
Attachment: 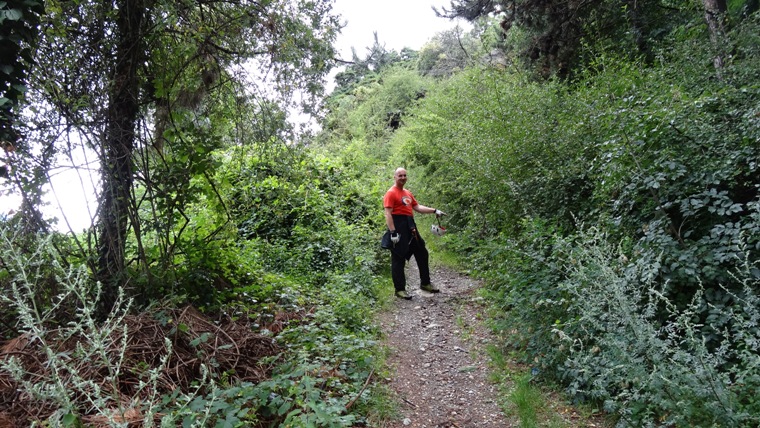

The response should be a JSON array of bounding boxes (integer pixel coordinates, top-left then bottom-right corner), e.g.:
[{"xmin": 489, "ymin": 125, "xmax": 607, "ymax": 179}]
[
  {"xmin": 44, "ymin": 157, "xmax": 100, "ymax": 233},
  {"xmin": 0, "ymin": 186, "xmax": 20, "ymax": 220},
  {"xmin": 332, "ymin": 0, "xmax": 467, "ymax": 58},
  {"xmin": 0, "ymin": 144, "xmax": 99, "ymax": 232}
]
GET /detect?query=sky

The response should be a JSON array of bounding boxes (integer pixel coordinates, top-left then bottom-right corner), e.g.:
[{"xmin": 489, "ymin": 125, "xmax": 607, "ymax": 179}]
[
  {"xmin": 331, "ymin": 0, "xmax": 468, "ymax": 60},
  {"xmin": 0, "ymin": 1, "xmax": 468, "ymax": 232}
]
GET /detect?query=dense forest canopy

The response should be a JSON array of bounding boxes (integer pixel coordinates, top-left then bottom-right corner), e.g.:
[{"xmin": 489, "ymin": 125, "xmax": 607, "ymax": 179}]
[{"xmin": 1, "ymin": 0, "xmax": 760, "ymax": 426}]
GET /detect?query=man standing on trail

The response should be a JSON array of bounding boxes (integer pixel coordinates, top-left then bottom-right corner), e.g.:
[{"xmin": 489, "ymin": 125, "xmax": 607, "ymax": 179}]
[{"xmin": 383, "ymin": 167, "xmax": 445, "ymax": 299}]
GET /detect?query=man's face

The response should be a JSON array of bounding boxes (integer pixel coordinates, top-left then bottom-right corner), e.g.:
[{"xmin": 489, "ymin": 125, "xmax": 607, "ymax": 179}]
[{"xmin": 394, "ymin": 169, "xmax": 407, "ymax": 187}]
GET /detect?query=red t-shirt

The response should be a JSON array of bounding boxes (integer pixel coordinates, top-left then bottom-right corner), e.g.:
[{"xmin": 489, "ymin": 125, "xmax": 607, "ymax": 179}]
[{"xmin": 384, "ymin": 186, "xmax": 417, "ymax": 216}]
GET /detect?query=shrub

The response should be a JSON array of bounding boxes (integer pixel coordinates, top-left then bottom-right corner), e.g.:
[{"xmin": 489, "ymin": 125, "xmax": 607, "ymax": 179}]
[
  {"xmin": 495, "ymin": 223, "xmax": 760, "ymax": 427},
  {"xmin": 0, "ymin": 228, "xmax": 172, "ymax": 427}
]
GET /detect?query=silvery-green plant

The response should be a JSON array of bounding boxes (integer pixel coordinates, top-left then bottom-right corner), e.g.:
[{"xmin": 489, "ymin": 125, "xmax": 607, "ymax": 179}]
[
  {"xmin": 551, "ymin": 226, "xmax": 760, "ymax": 427},
  {"xmin": 0, "ymin": 227, "xmax": 174, "ymax": 427}
]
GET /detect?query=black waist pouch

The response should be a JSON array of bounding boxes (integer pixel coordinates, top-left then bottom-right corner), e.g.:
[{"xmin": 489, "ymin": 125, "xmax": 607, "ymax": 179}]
[{"xmin": 381, "ymin": 230, "xmax": 393, "ymax": 249}]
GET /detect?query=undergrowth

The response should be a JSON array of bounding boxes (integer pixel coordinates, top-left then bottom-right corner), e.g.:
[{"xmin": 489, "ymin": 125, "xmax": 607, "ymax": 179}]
[
  {"xmin": 0, "ymin": 229, "xmax": 170, "ymax": 427},
  {"xmin": 0, "ymin": 220, "xmax": 388, "ymax": 427},
  {"xmin": 480, "ymin": 222, "xmax": 760, "ymax": 427}
]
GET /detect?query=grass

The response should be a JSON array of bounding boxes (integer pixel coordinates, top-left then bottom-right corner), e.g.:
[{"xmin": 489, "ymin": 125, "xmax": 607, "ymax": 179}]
[
  {"xmin": 362, "ymin": 381, "xmax": 401, "ymax": 425},
  {"xmin": 486, "ymin": 344, "xmax": 576, "ymax": 428},
  {"xmin": 427, "ymin": 238, "xmax": 464, "ymax": 271},
  {"xmin": 376, "ymin": 279, "xmax": 398, "ymax": 308},
  {"xmin": 455, "ymin": 309, "xmax": 476, "ymax": 341},
  {"xmin": 511, "ymin": 373, "xmax": 542, "ymax": 427}
]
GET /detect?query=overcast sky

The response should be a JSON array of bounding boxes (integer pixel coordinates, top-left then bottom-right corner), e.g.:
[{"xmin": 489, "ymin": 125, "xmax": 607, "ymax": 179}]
[{"xmin": 331, "ymin": 0, "xmax": 467, "ymax": 59}]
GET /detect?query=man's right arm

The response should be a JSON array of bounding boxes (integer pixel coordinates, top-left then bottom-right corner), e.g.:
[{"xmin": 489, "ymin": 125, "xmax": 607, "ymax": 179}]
[
  {"xmin": 384, "ymin": 207, "xmax": 395, "ymax": 232},
  {"xmin": 385, "ymin": 207, "xmax": 400, "ymax": 244}
]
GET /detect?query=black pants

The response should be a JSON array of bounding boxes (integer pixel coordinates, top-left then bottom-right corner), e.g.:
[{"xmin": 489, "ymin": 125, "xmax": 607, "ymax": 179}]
[{"xmin": 391, "ymin": 230, "xmax": 430, "ymax": 292}]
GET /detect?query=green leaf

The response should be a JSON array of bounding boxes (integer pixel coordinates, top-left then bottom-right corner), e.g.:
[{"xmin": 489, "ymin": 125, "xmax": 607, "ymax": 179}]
[
  {"xmin": 286, "ymin": 408, "xmax": 302, "ymax": 418},
  {"xmin": 277, "ymin": 400, "xmax": 291, "ymax": 416},
  {"xmin": 61, "ymin": 413, "xmax": 79, "ymax": 427},
  {"xmin": 189, "ymin": 396, "xmax": 207, "ymax": 412},
  {"xmin": 2, "ymin": 8, "xmax": 23, "ymax": 21}
]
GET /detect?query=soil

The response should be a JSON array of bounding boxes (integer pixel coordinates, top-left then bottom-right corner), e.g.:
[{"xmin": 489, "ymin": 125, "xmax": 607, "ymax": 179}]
[{"xmin": 377, "ymin": 261, "xmax": 605, "ymax": 428}]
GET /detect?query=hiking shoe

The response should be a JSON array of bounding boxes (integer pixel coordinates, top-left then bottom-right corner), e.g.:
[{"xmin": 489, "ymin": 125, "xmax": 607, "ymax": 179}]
[
  {"xmin": 395, "ymin": 290, "xmax": 412, "ymax": 300},
  {"xmin": 420, "ymin": 284, "xmax": 440, "ymax": 293}
]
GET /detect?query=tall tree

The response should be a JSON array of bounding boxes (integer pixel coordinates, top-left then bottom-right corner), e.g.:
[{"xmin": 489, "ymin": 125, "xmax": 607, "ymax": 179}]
[
  {"xmin": 436, "ymin": 0, "xmax": 684, "ymax": 77},
  {"xmin": 0, "ymin": 0, "xmax": 46, "ymax": 231},
  {"xmin": 97, "ymin": 0, "xmax": 145, "ymax": 314},
  {"xmin": 19, "ymin": 0, "xmax": 340, "ymax": 316},
  {"xmin": 702, "ymin": 0, "xmax": 728, "ymax": 77}
]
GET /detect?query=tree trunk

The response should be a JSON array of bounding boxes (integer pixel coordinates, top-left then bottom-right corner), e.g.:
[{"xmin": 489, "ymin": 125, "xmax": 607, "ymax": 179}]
[
  {"xmin": 626, "ymin": 0, "xmax": 649, "ymax": 60},
  {"xmin": 702, "ymin": 0, "xmax": 727, "ymax": 78},
  {"xmin": 96, "ymin": 0, "xmax": 145, "ymax": 318}
]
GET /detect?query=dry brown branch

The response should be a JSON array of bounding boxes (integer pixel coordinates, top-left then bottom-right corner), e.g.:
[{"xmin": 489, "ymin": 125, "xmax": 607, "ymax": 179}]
[
  {"xmin": 345, "ymin": 367, "xmax": 374, "ymax": 410},
  {"xmin": 0, "ymin": 304, "xmax": 281, "ymax": 426}
]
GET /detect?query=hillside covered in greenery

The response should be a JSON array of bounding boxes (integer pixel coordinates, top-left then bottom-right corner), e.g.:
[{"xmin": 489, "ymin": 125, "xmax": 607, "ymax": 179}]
[{"xmin": 1, "ymin": 0, "xmax": 759, "ymax": 426}]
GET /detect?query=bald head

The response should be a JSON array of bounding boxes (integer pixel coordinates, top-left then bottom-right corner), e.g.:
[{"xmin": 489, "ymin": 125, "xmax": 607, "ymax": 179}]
[{"xmin": 393, "ymin": 167, "xmax": 408, "ymax": 189}]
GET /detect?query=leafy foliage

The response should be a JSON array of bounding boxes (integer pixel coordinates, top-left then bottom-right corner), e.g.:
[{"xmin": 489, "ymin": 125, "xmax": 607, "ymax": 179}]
[
  {"xmin": 549, "ymin": 227, "xmax": 760, "ymax": 427},
  {"xmin": 6, "ymin": 0, "xmax": 341, "ymax": 315},
  {"xmin": 437, "ymin": 0, "xmax": 700, "ymax": 78},
  {"xmin": 416, "ymin": 26, "xmax": 481, "ymax": 77},
  {"xmin": 367, "ymin": 9, "xmax": 760, "ymax": 426},
  {"xmin": 4, "ymin": 0, "xmax": 760, "ymax": 425},
  {"xmin": 324, "ymin": 62, "xmax": 434, "ymax": 145},
  {"xmin": 0, "ymin": 0, "xmax": 45, "ymax": 144},
  {"xmin": 1, "ymin": 136, "xmax": 388, "ymax": 426},
  {"xmin": 400, "ymin": 66, "xmax": 593, "ymax": 238}
]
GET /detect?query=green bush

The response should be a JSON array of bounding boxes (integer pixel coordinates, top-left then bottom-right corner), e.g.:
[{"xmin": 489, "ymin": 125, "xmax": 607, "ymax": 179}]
[
  {"xmin": 557, "ymin": 227, "xmax": 760, "ymax": 427},
  {"xmin": 398, "ymin": 65, "xmax": 601, "ymax": 240},
  {"xmin": 161, "ymin": 362, "xmax": 365, "ymax": 428},
  {"xmin": 482, "ymin": 220, "xmax": 760, "ymax": 426},
  {"xmin": 474, "ymin": 218, "xmax": 572, "ymax": 370},
  {"xmin": 398, "ymin": 15, "xmax": 760, "ymax": 425}
]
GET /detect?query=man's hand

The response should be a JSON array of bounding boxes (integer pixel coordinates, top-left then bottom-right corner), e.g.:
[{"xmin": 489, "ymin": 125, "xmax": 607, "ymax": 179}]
[
  {"xmin": 435, "ymin": 209, "xmax": 446, "ymax": 217},
  {"xmin": 390, "ymin": 231, "xmax": 400, "ymax": 244}
]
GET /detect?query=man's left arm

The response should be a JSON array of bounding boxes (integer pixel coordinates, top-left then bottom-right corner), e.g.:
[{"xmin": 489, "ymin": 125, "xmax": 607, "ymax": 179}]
[{"xmin": 414, "ymin": 204, "xmax": 445, "ymax": 216}]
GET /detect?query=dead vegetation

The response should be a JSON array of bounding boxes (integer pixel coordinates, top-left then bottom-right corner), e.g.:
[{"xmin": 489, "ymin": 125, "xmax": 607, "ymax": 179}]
[{"xmin": 0, "ymin": 305, "xmax": 286, "ymax": 427}]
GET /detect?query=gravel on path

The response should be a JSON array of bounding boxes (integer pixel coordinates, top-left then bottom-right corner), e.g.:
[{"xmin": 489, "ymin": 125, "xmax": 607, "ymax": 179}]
[{"xmin": 376, "ymin": 261, "xmax": 518, "ymax": 428}]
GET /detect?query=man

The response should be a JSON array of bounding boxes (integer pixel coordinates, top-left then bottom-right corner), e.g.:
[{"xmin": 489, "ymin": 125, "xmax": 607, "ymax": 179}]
[{"xmin": 383, "ymin": 167, "xmax": 445, "ymax": 299}]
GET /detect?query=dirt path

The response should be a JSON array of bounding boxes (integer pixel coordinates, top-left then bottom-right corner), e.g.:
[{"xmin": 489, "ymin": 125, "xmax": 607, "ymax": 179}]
[
  {"xmin": 377, "ymin": 262, "xmax": 517, "ymax": 428},
  {"xmin": 376, "ymin": 261, "xmax": 607, "ymax": 428}
]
